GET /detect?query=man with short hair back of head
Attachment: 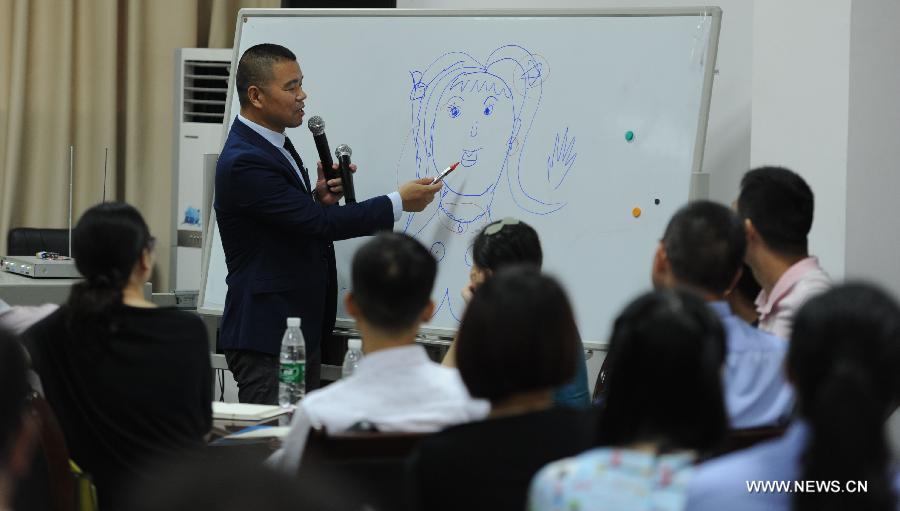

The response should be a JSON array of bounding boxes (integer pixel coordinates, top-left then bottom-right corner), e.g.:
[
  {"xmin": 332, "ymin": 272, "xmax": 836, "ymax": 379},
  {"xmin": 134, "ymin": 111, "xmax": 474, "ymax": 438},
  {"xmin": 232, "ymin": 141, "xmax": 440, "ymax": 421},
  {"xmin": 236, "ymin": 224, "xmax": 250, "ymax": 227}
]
[
  {"xmin": 216, "ymin": 44, "xmax": 444, "ymax": 402},
  {"xmin": 652, "ymin": 200, "xmax": 794, "ymax": 428},
  {"xmin": 735, "ymin": 166, "xmax": 831, "ymax": 340},
  {"xmin": 268, "ymin": 232, "xmax": 487, "ymax": 473}
]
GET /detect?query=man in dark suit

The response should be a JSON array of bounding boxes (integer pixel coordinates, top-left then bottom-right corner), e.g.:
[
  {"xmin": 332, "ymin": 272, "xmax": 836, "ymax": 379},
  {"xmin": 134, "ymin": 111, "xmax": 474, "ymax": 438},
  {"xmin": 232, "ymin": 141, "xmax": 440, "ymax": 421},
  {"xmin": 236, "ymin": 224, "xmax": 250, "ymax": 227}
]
[{"xmin": 215, "ymin": 44, "xmax": 442, "ymax": 404}]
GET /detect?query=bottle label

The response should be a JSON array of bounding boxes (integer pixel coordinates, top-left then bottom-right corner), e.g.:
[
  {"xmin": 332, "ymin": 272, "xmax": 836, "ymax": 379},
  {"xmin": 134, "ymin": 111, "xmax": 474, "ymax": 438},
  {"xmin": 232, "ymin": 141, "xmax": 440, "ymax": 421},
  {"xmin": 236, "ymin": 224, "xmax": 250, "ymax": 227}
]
[{"xmin": 279, "ymin": 362, "xmax": 305, "ymax": 384}]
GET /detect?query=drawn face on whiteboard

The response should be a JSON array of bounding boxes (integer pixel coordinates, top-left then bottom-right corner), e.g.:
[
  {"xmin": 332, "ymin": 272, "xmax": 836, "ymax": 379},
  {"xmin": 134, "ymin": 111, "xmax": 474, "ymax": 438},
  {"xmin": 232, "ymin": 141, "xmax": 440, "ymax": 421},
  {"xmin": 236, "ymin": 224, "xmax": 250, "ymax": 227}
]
[
  {"xmin": 404, "ymin": 46, "xmax": 566, "ymax": 242},
  {"xmin": 432, "ymin": 72, "xmax": 515, "ymax": 199}
]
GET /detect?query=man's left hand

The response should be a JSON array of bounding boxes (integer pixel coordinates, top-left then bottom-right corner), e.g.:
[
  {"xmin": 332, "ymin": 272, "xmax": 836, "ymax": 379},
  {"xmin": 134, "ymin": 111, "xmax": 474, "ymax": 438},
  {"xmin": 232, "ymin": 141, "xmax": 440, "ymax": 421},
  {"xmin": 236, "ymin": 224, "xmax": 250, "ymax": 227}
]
[{"xmin": 315, "ymin": 161, "xmax": 356, "ymax": 206}]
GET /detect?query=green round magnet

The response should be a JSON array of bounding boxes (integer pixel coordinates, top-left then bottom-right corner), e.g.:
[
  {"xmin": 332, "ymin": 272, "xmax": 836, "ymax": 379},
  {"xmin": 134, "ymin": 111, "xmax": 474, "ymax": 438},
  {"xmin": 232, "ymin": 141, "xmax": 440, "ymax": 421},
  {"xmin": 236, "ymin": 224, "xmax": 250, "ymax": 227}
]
[{"xmin": 625, "ymin": 130, "xmax": 635, "ymax": 142}]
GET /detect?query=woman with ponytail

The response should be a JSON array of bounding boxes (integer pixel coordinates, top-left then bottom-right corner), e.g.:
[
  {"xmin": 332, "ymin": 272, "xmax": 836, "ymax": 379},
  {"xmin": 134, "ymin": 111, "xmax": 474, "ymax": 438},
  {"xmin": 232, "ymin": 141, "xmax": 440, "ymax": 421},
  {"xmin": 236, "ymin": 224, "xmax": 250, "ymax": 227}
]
[
  {"xmin": 686, "ymin": 283, "xmax": 900, "ymax": 511},
  {"xmin": 23, "ymin": 203, "xmax": 212, "ymax": 509},
  {"xmin": 529, "ymin": 289, "xmax": 728, "ymax": 511}
]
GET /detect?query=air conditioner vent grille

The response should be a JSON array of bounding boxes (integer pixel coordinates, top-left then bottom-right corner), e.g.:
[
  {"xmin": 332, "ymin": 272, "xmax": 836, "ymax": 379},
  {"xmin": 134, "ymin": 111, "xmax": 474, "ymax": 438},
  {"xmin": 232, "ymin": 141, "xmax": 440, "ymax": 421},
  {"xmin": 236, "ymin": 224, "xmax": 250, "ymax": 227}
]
[{"xmin": 183, "ymin": 60, "xmax": 230, "ymax": 123}]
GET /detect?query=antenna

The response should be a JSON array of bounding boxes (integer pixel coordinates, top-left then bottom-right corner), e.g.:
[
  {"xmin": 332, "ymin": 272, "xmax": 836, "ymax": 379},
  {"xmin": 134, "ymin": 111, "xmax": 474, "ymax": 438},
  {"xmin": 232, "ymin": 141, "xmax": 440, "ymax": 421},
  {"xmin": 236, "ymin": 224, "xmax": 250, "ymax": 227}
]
[
  {"xmin": 68, "ymin": 145, "xmax": 74, "ymax": 258},
  {"xmin": 102, "ymin": 147, "xmax": 108, "ymax": 202}
]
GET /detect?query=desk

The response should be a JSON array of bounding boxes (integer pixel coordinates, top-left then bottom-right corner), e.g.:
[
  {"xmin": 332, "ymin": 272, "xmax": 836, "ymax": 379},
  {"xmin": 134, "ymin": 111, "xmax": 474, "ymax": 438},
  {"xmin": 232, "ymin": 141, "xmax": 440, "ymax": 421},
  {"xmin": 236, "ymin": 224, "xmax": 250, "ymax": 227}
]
[
  {"xmin": 0, "ymin": 272, "xmax": 152, "ymax": 306},
  {"xmin": 0, "ymin": 271, "xmax": 80, "ymax": 305},
  {"xmin": 208, "ymin": 413, "xmax": 289, "ymax": 464}
]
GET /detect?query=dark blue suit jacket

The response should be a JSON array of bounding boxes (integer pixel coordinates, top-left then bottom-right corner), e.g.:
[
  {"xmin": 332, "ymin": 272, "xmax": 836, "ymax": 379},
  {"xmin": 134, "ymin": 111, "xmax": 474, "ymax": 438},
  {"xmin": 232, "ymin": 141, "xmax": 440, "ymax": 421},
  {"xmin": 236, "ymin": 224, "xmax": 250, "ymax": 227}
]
[{"xmin": 215, "ymin": 118, "xmax": 393, "ymax": 356}]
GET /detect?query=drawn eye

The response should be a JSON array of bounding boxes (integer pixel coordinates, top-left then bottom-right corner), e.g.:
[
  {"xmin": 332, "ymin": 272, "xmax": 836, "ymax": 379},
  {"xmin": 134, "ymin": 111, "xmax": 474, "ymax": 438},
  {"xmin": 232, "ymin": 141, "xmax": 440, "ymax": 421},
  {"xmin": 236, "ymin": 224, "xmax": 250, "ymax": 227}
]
[
  {"xmin": 448, "ymin": 105, "xmax": 460, "ymax": 118},
  {"xmin": 483, "ymin": 104, "xmax": 494, "ymax": 116}
]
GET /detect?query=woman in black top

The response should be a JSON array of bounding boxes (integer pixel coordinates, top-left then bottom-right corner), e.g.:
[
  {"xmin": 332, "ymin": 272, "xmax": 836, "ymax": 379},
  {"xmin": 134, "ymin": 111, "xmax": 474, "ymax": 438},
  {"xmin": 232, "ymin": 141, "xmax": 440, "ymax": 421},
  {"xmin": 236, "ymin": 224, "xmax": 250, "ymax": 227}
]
[
  {"xmin": 408, "ymin": 267, "xmax": 596, "ymax": 511},
  {"xmin": 23, "ymin": 203, "xmax": 212, "ymax": 509}
]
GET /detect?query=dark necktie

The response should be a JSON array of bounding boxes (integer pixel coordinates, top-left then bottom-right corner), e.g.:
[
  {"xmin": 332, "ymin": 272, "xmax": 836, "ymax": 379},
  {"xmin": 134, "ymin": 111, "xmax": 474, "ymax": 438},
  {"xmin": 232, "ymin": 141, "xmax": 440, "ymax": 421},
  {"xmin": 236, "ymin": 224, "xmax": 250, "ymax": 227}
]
[{"xmin": 283, "ymin": 137, "xmax": 312, "ymax": 193}]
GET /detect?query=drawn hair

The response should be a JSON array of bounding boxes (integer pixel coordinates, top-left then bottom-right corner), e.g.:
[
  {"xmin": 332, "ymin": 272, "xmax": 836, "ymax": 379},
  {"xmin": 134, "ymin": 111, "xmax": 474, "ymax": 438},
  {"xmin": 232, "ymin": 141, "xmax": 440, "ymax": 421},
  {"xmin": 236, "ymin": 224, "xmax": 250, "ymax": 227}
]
[{"xmin": 406, "ymin": 44, "xmax": 563, "ymax": 232}]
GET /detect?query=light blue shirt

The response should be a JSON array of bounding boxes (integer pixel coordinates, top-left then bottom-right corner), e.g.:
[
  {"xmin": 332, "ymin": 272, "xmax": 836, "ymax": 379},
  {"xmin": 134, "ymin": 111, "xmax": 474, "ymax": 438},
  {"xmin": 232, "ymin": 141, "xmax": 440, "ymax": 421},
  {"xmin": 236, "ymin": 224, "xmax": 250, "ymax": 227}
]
[
  {"xmin": 235, "ymin": 115, "xmax": 402, "ymax": 221},
  {"xmin": 710, "ymin": 301, "xmax": 794, "ymax": 428},
  {"xmin": 529, "ymin": 447, "xmax": 695, "ymax": 511},
  {"xmin": 686, "ymin": 421, "xmax": 900, "ymax": 511}
]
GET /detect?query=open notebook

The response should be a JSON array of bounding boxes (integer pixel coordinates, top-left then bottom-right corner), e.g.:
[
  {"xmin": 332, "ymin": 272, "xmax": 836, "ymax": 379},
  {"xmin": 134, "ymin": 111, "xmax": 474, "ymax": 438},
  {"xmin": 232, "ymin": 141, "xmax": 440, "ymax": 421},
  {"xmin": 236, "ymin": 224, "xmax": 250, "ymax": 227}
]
[{"xmin": 212, "ymin": 402, "xmax": 290, "ymax": 421}]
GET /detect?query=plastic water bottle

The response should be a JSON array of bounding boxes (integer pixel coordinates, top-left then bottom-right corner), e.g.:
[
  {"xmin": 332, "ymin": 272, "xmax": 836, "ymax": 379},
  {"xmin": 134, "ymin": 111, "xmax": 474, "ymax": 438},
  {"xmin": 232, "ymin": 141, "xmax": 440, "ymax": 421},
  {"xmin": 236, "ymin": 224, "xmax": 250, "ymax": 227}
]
[
  {"xmin": 278, "ymin": 317, "xmax": 305, "ymax": 408},
  {"xmin": 341, "ymin": 338, "xmax": 364, "ymax": 378}
]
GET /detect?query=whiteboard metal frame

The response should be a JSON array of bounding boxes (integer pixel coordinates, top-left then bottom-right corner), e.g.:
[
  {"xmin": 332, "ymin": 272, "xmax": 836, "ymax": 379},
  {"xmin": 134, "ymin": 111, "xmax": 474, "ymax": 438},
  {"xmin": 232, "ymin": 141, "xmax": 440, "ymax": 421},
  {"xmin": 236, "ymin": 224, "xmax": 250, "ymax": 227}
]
[{"xmin": 199, "ymin": 7, "xmax": 723, "ymax": 344}]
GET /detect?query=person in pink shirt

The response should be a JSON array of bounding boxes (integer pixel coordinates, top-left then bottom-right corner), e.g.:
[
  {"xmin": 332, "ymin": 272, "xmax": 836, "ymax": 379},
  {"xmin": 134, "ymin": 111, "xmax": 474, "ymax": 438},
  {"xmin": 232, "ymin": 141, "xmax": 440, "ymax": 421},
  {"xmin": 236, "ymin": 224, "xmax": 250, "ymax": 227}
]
[{"xmin": 736, "ymin": 166, "xmax": 831, "ymax": 340}]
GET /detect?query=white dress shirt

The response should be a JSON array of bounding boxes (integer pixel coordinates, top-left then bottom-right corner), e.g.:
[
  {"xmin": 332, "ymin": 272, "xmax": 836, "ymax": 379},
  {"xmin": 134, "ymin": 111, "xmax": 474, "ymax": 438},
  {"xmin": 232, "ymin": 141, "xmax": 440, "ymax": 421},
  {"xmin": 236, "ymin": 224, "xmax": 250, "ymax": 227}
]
[
  {"xmin": 235, "ymin": 115, "xmax": 402, "ymax": 221},
  {"xmin": 268, "ymin": 344, "xmax": 489, "ymax": 473}
]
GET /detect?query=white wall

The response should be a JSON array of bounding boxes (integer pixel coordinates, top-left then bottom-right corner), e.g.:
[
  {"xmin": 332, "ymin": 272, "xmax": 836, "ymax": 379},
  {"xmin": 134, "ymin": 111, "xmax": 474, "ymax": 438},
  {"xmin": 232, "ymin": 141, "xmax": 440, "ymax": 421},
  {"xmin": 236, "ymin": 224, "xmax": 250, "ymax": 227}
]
[
  {"xmin": 845, "ymin": 2, "xmax": 900, "ymax": 457},
  {"xmin": 845, "ymin": 0, "xmax": 900, "ymax": 297},
  {"xmin": 750, "ymin": 0, "xmax": 851, "ymax": 279}
]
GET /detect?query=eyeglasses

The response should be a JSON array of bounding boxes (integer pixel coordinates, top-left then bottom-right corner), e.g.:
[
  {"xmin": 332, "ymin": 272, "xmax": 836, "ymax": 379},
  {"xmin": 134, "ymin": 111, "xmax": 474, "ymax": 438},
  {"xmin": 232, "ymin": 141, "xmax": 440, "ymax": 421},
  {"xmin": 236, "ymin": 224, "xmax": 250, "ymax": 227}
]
[
  {"xmin": 483, "ymin": 217, "xmax": 520, "ymax": 236},
  {"xmin": 147, "ymin": 236, "xmax": 157, "ymax": 251}
]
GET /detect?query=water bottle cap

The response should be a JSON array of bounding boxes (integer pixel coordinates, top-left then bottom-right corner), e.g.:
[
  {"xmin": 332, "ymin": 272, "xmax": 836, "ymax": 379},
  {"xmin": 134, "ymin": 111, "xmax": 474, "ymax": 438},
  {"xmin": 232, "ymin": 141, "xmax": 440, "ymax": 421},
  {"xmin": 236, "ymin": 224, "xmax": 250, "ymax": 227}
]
[
  {"xmin": 286, "ymin": 317, "xmax": 301, "ymax": 327},
  {"xmin": 348, "ymin": 338, "xmax": 362, "ymax": 350}
]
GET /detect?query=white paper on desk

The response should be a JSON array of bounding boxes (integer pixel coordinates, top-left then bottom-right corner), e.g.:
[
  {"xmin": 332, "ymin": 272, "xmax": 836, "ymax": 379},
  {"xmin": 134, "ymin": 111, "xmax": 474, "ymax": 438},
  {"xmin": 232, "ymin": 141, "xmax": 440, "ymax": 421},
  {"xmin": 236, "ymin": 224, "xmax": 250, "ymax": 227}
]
[
  {"xmin": 227, "ymin": 426, "xmax": 291, "ymax": 439},
  {"xmin": 212, "ymin": 402, "xmax": 290, "ymax": 420}
]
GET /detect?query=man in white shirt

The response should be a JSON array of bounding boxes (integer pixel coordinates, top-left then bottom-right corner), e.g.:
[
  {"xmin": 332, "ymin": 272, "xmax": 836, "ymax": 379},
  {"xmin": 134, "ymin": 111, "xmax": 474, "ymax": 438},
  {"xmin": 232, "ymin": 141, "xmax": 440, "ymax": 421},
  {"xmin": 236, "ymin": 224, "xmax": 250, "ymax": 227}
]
[
  {"xmin": 736, "ymin": 166, "xmax": 831, "ymax": 341},
  {"xmin": 269, "ymin": 232, "xmax": 488, "ymax": 473}
]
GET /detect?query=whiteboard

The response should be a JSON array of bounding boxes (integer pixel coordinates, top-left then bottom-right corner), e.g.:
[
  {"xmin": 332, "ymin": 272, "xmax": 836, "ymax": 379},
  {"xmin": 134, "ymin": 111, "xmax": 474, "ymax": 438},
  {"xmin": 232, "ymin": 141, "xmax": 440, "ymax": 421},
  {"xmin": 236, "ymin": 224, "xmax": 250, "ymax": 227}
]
[{"xmin": 200, "ymin": 8, "xmax": 721, "ymax": 344}]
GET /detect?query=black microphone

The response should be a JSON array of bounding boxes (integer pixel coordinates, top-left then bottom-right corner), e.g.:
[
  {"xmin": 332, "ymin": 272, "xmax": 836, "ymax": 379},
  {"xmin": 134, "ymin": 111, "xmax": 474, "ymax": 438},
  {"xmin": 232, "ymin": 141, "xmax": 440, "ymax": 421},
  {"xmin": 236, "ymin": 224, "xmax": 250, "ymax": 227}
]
[
  {"xmin": 307, "ymin": 115, "xmax": 341, "ymax": 181},
  {"xmin": 335, "ymin": 144, "xmax": 356, "ymax": 204}
]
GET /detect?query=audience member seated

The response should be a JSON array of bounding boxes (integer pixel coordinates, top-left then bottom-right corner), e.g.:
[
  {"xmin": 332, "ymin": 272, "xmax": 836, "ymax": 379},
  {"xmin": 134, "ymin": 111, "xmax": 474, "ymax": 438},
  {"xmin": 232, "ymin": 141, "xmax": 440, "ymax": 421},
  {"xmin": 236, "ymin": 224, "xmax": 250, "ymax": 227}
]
[
  {"xmin": 409, "ymin": 267, "xmax": 597, "ymax": 511},
  {"xmin": 736, "ymin": 166, "xmax": 831, "ymax": 340},
  {"xmin": 652, "ymin": 201, "xmax": 794, "ymax": 428},
  {"xmin": 529, "ymin": 290, "xmax": 728, "ymax": 511},
  {"xmin": 686, "ymin": 283, "xmax": 900, "ymax": 511},
  {"xmin": 727, "ymin": 263, "xmax": 762, "ymax": 326},
  {"xmin": 269, "ymin": 232, "xmax": 487, "ymax": 473},
  {"xmin": 22, "ymin": 202, "xmax": 212, "ymax": 509},
  {"xmin": 441, "ymin": 217, "xmax": 591, "ymax": 409},
  {"xmin": 0, "ymin": 329, "xmax": 36, "ymax": 509}
]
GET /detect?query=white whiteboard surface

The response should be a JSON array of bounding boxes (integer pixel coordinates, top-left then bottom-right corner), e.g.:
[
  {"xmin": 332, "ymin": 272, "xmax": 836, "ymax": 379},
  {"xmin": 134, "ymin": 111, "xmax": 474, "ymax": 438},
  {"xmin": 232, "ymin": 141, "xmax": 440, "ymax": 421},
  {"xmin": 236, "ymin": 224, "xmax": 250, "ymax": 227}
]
[{"xmin": 200, "ymin": 8, "xmax": 721, "ymax": 344}]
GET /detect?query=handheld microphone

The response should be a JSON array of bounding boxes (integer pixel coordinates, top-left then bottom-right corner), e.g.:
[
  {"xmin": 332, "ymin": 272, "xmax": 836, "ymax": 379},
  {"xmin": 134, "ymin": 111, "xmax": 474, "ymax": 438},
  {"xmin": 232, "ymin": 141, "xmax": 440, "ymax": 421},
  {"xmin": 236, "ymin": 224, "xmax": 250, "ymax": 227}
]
[
  {"xmin": 307, "ymin": 115, "xmax": 340, "ymax": 181},
  {"xmin": 335, "ymin": 144, "xmax": 356, "ymax": 204}
]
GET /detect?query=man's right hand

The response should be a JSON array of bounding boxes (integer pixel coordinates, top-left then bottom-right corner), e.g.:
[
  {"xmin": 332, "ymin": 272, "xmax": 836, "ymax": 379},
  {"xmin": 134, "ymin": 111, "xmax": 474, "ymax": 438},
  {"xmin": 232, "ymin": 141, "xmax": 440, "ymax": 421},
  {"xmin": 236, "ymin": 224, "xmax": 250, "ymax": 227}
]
[{"xmin": 399, "ymin": 178, "xmax": 443, "ymax": 212}]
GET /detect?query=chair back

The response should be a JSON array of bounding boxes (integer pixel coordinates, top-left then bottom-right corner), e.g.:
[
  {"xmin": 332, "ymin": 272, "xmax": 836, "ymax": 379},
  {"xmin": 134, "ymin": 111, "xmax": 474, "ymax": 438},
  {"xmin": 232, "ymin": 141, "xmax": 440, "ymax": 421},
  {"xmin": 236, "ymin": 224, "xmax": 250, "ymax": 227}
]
[
  {"xmin": 718, "ymin": 424, "xmax": 789, "ymax": 456},
  {"xmin": 298, "ymin": 428, "xmax": 429, "ymax": 511},
  {"xmin": 7, "ymin": 228, "xmax": 70, "ymax": 256}
]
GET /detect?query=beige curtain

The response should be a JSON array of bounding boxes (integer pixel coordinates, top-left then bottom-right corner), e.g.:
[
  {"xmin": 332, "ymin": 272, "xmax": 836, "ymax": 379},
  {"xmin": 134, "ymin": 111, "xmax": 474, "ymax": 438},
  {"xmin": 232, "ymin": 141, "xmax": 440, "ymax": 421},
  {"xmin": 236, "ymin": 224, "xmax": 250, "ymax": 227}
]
[{"xmin": 0, "ymin": 0, "xmax": 278, "ymax": 291}]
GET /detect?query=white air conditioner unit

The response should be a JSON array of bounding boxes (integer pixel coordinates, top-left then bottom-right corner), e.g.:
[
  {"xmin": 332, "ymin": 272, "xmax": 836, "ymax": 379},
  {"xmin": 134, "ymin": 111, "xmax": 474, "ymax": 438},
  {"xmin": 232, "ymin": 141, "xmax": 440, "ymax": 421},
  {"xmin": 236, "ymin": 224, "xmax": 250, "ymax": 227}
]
[{"xmin": 171, "ymin": 48, "xmax": 233, "ymax": 292}]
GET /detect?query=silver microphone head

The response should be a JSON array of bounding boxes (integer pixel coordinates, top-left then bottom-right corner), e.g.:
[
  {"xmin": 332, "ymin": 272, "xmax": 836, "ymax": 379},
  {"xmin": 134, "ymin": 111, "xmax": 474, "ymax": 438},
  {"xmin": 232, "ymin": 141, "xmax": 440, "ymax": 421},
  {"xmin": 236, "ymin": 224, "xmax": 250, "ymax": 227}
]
[
  {"xmin": 307, "ymin": 115, "xmax": 325, "ymax": 135},
  {"xmin": 335, "ymin": 144, "xmax": 352, "ymax": 158}
]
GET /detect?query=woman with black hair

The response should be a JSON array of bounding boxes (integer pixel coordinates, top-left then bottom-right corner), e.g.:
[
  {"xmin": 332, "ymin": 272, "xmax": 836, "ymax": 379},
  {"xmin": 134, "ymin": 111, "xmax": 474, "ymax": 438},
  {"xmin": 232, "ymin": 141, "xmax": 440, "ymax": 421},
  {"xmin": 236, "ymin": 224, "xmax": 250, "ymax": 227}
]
[
  {"xmin": 686, "ymin": 283, "xmax": 900, "ymax": 511},
  {"xmin": 441, "ymin": 217, "xmax": 591, "ymax": 409},
  {"xmin": 23, "ymin": 203, "xmax": 212, "ymax": 509},
  {"xmin": 409, "ymin": 267, "xmax": 596, "ymax": 511},
  {"xmin": 529, "ymin": 290, "xmax": 728, "ymax": 511}
]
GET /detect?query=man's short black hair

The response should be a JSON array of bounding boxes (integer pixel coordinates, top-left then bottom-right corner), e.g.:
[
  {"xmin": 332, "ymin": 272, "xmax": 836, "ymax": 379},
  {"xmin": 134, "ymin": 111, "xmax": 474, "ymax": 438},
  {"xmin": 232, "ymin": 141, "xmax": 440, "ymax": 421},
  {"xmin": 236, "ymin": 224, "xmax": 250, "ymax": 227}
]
[
  {"xmin": 456, "ymin": 266, "xmax": 578, "ymax": 403},
  {"xmin": 737, "ymin": 166, "xmax": 814, "ymax": 256},
  {"xmin": 235, "ymin": 44, "xmax": 297, "ymax": 107},
  {"xmin": 0, "ymin": 329, "xmax": 29, "ymax": 466},
  {"xmin": 662, "ymin": 200, "xmax": 746, "ymax": 295},
  {"xmin": 351, "ymin": 232, "xmax": 437, "ymax": 332}
]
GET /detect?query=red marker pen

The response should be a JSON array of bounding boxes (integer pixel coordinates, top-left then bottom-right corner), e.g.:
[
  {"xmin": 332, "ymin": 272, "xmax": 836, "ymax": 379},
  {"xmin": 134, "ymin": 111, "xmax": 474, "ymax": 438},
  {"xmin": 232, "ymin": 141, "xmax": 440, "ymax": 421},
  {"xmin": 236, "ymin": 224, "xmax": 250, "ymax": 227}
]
[{"xmin": 430, "ymin": 162, "xmax": 460, "ymax": 185}]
